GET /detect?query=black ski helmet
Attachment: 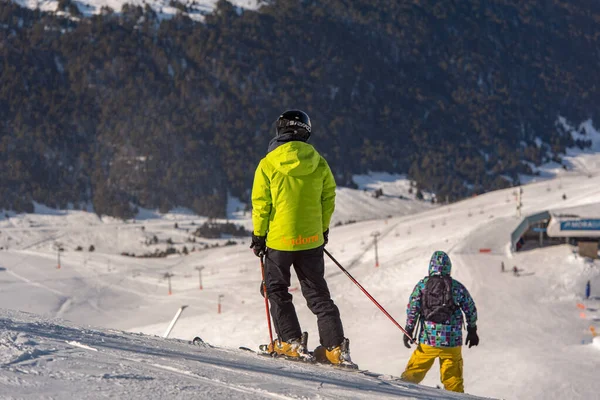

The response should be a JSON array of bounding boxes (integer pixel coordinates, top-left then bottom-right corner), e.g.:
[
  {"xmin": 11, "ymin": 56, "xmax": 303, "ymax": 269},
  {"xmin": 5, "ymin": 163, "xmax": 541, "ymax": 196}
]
[{"xmin": 275, "ymin": 109, "xmax": 311, "ymax": 140}]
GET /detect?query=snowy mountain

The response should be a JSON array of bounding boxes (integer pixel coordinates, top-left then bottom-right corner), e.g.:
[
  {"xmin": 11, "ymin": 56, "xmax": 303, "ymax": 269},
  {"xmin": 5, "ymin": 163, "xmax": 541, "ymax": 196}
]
[
  {"xmin": 1, "ymin": 155, "xmax": 600, "ymax": 399},
  {"xmin": 12, "ymin": 0, "xmax": 263, "ymax": 20},
  {"xmin": 0, "ymin": 308, "xmax": 486, "ymax": 399},
  {"xmin": 4, "ymin": 1, "xmax": 600, "ymax": 219}
]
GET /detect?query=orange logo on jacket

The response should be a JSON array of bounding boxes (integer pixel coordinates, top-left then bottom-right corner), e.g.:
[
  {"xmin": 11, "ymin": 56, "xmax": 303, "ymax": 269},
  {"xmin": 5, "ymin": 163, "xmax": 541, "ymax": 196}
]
[{"xmin": 281, "ymin": 234, "xmax": 319, "ymax": 246}]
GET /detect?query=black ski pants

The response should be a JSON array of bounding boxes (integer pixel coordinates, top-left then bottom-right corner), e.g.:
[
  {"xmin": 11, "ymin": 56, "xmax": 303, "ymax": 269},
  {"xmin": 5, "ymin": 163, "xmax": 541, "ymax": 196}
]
[{"xmin": 264, "ymin": 245, "xmax": 344, "ymax": 348}]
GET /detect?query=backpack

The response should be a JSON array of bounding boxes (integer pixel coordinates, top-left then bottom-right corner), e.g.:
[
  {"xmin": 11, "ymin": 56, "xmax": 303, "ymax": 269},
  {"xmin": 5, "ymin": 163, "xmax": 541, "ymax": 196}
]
[{"xmin": 421, "ymin": 275, "xmax": 457, "ymax": 323}]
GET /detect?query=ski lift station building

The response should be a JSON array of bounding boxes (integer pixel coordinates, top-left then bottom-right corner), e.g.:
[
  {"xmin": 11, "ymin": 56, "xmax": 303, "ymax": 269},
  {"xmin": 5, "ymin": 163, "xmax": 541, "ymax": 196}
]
[{"xmin": 511, "ymin": 204, "xmax": 600, "ymax": 258}]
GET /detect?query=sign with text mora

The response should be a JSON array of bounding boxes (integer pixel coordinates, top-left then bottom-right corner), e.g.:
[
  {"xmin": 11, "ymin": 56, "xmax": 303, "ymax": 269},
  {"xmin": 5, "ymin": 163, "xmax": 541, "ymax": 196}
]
[{"xmin": 560, "ymin": 219, "xmax": 600, "ymax": 231}]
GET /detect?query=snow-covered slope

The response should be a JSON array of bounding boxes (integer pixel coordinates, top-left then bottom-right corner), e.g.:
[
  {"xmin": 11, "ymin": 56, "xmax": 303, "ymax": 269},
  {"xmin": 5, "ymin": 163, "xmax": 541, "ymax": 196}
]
[
  {"xmin": 0, "ymin": 309, "xmax": 484, "ymax": 399},
  {"xmin": 12, "ymin": 0, "xmax": 262, "ymax": 21},
  {"xmin": 1, "ymin": 157, "xmax": 600, "ymax": 399},
  {"xmin": 333, "ymin": 172, "xmax": 435, "ymax": 225}
]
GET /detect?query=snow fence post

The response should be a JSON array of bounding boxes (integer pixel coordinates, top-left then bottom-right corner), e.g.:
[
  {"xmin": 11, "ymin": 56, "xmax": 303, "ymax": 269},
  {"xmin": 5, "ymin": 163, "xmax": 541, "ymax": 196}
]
[
  {"xmin": 163, "ymin": 305, "xmax": 188, "ymax": 338},
  {"xmin": 195, "ymin": 266, "xmax": 205, "ymax": 290},
  {"xmin": 371, "ymin": 231, "xmax": 380, "ymax": 267},
  {"xmin": 218, "ymin": 294, "xmax": 224, "ymax": 314},
  {"xmin": 163, "ymin": 272, "xmax": 174, "ymax": 295}
]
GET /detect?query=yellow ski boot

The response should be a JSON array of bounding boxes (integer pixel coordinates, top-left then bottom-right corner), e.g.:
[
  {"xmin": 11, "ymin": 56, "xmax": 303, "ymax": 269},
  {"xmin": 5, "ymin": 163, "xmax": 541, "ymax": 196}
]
[
  {"xmin": 313, "ymin": 338, "xmax": 357, "ymax": 369},
  {"xmin": 261, "ymin": 332, "xmax": 315, "ymax": 362}
]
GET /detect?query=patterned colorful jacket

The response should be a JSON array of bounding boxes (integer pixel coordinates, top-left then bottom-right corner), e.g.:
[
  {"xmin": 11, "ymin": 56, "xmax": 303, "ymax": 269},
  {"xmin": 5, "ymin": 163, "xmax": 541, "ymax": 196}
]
[{"xmin": 405, "ymin": 251, "xmax": 478, "ymax": 348}]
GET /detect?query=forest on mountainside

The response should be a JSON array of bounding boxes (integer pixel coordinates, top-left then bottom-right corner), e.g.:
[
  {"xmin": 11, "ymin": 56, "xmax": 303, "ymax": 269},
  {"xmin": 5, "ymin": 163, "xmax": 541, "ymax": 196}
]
[{"xmin": 1, "ymin": 0, "xmax": 598, "ymax": 218}]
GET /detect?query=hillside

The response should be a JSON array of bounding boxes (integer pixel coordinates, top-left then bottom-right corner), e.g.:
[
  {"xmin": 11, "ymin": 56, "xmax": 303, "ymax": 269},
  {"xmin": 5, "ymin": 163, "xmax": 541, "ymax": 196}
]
[
  {"xmin": 0, "ymin": 308, "xmax": 485, "ymax": 399},
  {"xmin": 1, "ymin": 150, "xmax": 600, "ymax": 398},
  {"xmin": 2, "ymin": 0, "xmax": 600, "ymax": 217}
]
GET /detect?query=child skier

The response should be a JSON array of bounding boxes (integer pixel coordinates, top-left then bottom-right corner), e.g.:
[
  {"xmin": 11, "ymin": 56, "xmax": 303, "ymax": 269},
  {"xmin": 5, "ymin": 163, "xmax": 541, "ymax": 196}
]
[{"xmin": 401, "ymin": 251, "xmax": 478, "ymax": 392}]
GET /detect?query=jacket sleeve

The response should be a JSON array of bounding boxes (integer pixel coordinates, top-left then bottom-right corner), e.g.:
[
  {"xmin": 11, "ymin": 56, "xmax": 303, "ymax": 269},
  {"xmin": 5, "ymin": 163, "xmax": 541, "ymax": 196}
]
[
  {"xmin": 405, "ymin": 280, "xmax": 425, "ymax": 334},
  {"xmin": 321, "ymin": 159, "xmax": 336, "ymax": 231},
  {"xmin": 454, "ymin": 280, "xmax": 478, "ymax": 328},
  {"xmin": 251, "ymin": 160, "xmax": 272, "ymax": 236}
]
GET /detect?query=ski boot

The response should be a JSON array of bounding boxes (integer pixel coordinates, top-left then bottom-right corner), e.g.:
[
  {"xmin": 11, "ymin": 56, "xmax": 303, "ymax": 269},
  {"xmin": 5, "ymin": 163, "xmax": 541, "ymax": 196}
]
[
  {"xmin": 313, "ymin": 338, "xmax": 358, "ymax": 369},
  {"xmin": 260, "ymin": 332, "xmax": 315, "ymax": 362}
]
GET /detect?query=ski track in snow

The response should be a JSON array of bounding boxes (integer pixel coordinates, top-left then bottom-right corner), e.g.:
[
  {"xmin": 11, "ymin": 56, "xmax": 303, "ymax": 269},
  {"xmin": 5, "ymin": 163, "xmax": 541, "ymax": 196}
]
[
  {"xmin": 145, "ymin": 362, "xmax": 298, "ymax": 400},
  {"xmin": 6, "ymin": 268, "xmax": 66, "ymax": 297}
]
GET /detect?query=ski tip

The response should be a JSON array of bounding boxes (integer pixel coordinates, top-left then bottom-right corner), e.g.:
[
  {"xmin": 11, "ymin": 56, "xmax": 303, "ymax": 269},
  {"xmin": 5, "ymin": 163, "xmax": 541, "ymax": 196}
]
[
  {"xmin": 258, "ymin": 344, "xmax": 270, "ymax": 352},
  {"xmin": 192, "ymin": 336, "xmax": 204, "ymax": 346}
]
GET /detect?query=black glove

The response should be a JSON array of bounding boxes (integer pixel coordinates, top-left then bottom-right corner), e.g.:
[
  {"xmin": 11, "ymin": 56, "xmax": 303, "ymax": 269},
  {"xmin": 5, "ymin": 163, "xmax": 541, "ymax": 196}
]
[
  {"xmin": 403, "ymin": 327, "xmax": 414, "ymax": 349},
  {"xmin": 323, "ymin": 229, "xmax": 329, "ymax": 246},
  {"xmin": 465, "ymin": 326, "xmax": 479, "ymax": 348},
  {"xmin": 250, "ymin": 234, "xmax": 266, "ymax": 257}
]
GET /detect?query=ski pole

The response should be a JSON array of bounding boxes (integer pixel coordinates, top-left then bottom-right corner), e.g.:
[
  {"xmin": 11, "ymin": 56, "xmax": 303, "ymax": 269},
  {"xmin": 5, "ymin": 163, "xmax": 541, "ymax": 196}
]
[
  {"xmin": 260, "ymin": 255, "xmax": 275, "ymax": 348},
  {"xmin": 324, "ymin": 248, "xmax": 415, "ymax": 342}
]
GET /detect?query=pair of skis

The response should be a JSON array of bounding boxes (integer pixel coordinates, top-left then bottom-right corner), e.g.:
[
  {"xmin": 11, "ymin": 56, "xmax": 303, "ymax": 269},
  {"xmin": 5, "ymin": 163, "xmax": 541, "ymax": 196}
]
[
  {"xmin": 243, "ymin": 332, "xmax": 357, "ymax": 370},
  {"xmin": 238, "ymin": 345, "xmax": 360, "ymax": 371},
  {"xmin": 191, "ymin": 335, "xmax": 359, "ymax": 370}
]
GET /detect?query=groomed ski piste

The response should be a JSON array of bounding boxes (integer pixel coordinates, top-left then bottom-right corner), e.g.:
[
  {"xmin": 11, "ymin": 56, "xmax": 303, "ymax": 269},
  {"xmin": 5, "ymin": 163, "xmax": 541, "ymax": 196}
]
[{"xmin": 2, "ymin": 125, "xmax": 600, "ymax": 399}]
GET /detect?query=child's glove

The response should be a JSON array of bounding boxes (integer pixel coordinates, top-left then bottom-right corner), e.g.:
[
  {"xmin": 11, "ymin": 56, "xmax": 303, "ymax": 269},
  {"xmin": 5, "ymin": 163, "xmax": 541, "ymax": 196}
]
[
  {"xmin": 403, "ymin": 327, "xmax": 414, "ymax": 349},
  {"xmin": 466, "ymin": 326, "xmax": 479, "ymax": 348}
]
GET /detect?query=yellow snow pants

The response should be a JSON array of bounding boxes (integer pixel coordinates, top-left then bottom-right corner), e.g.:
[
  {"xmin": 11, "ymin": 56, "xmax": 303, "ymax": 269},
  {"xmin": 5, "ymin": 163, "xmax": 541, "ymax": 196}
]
[{"xmin": 401, "ymin": 343, "xmax": 464, "ymax": 393}]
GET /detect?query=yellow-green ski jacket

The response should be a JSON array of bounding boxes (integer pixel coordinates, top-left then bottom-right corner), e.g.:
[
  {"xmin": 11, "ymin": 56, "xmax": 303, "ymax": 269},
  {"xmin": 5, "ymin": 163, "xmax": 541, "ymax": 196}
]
[{"xmin": 251, "ymin": 141, "xmax": 336, "ymax": 251}]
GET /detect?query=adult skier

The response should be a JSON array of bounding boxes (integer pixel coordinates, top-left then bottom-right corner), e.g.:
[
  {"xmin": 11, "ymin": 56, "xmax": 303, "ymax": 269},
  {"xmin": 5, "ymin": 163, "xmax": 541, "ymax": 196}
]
[
  {"xmin": 250, "ymin": 109, "xmax": 353, "ymax": 366},
  {"xmin": 401, "ymin": 251, "xmax": 478, "ymax": 393}
]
